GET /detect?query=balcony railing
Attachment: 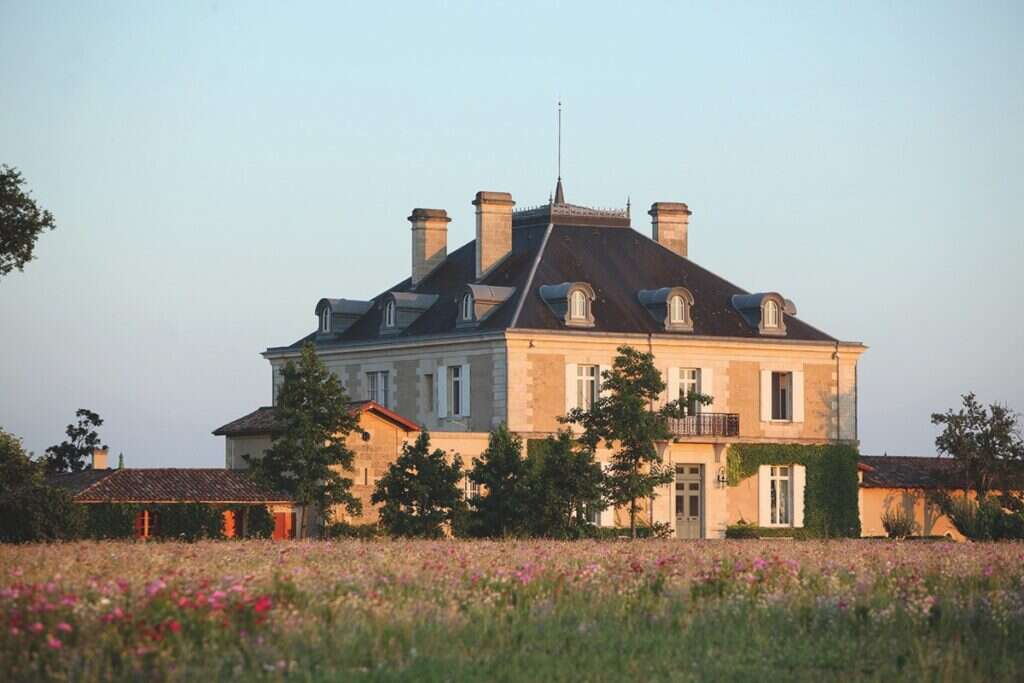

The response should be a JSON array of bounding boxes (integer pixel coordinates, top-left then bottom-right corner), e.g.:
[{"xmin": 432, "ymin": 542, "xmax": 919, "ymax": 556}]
[{"xmin": 668, "ymin": 413, "xmax": 740, "ymax": 438}]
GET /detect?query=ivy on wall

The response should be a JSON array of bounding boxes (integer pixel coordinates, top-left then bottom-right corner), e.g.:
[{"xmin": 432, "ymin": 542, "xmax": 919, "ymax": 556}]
[
  {"xmin": 727, "ymin": 443, "xmax": 861, "ymax": 538},
  {"xmin": 81, "ymin": 503, "xmax": 274, "ymax": 541}
]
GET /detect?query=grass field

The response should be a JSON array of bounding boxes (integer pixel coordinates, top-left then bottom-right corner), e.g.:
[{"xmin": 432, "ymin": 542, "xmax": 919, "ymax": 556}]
[{"xmin": 2, "ymin": 539, "xmax": 1023, "ymax": 681}]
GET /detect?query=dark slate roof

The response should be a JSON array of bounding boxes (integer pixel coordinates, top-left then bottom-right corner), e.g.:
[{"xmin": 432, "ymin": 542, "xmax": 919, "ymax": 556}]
[
  {"xmin": 273, "ymin": 203, "xmax": 843, "ymax": 352},
  {"xmin": 66, "ymin": 469, "xmax": 292, "ymax": 503},
  {"xmin": 213, "ymin": 401, "xmax": 420, "ymax": 437},
  {"xmin": 46, "ymin": 469, "xmax": 116, "ymax": 495},
  {"xmin": 859, "ymin": 456, "xmax": 965, "ymax": 489}
]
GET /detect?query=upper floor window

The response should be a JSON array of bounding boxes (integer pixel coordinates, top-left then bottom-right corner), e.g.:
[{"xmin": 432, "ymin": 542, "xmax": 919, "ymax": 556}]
[
  {"xmin": 461, "ymin": 293, "xmax": 474, "ymax": 321},
  {"xmin": 448, "ymin": 365, "xmax": 463, "ymax": 417},
  {"xmin": 383, "ymin": 300, "xmax": 396, "ymax": 328},
  {"xmin": 319, "ymin": 308, "xmax": 331, "ymax": 333},
  {"xmin": 366, "ymin": 371, "xmax": 390, "ymax": 407},
  {"xmin": 771, "ymin": 371, "xmax": 792, "ymax": 421},
  {"xmin": 577, "ymin": 365, "xmax": 600, "ymax": 411},
  {"xmin": 763, "ymin": 299, "xmax": 780, "ymax": 329},
  {"xmin": 570, "ymin": 289, "xmax": 589, "ymax": 321},
  {"xmin": 678, "ymin": 368, "xmax": 701, "ymax": 415},
  {"xmin": 669, "ymin": 295, "xmax": 687, "ymax": 324}
]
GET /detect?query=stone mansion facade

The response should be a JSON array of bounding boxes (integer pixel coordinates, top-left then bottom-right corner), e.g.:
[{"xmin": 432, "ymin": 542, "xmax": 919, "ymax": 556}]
[{"xmin": 216, "ymin": 180, "xmax": 866, "ymax": 539}]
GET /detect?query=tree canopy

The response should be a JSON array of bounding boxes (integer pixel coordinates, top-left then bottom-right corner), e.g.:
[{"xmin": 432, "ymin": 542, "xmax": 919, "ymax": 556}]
[
  {"xmin": 0, "ymin": 428, "xmax": 82, "ymax": 543},
  {"xmin": 0, "ymin": 165, "xmax": 56, "ymax": 278},
  {"xmin": 43, "ymin": 408, "xmax": 105, "ymax": 473},
  {"xmin": 465, "ymin": 424, "xmax": 530, "ymax": 537},
  {"xmin": 523, "ymin": 433, "xmax": 605, "ymax": 539},
  {"xmin": 246, "ymin": 343, "xmax": 361, "ymax": 537}
]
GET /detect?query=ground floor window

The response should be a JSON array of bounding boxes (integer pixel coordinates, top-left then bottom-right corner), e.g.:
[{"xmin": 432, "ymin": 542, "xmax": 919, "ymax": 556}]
[
  {"xmin": 769, "ymin": 465, "xmax": 791, "ymax": 525},
  {"xmin": 133, "ymin": 510, "xmax": 158, "ymax": 538}
]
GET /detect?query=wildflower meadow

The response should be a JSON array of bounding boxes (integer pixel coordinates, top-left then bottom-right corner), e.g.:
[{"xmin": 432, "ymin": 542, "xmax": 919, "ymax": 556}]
[{"xmin": 2, "ymin": 539, "xmax": 1023, "ymax": 681}]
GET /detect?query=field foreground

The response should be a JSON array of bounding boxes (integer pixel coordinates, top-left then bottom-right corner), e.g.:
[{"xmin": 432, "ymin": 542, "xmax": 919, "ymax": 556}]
[{"xmin": 2, "ymin": 540, "xmax": 1023, "ymax": 681}]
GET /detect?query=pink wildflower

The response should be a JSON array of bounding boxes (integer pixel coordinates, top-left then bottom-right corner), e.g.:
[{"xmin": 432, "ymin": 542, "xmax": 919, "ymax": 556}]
[
  {"xmin": 47, "ymin": 635, "xmax": 62, "ymax": 650},
  {"xmin": 252, "ymin": 595, "xmax": 273, "ymax": 614},
  {"xmin": 29, "ymin": 622, "xmax": 44, "ymax": 634},
  {"xmin": 57, "ymin": 622, "xmax": 72, "ymax": 633}
]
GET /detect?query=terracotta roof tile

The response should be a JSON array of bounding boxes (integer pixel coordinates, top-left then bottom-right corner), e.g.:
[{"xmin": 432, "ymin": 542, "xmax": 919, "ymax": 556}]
[{"xmin": 69, "ymin": 469, "xmax": 291, "ymax": 503}]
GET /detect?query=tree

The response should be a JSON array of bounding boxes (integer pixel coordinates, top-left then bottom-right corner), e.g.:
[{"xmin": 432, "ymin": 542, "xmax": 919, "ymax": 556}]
[
  {"xmin": 0, "ymin": 165, "xmax": 56, "ymax": 278},
  {"xmin": 43, "ymin": 408, "xmax": 105, "ymax": 473},
  {"xmin": 562, "ymin": 345, "xmax": 674, "ymax": 538},
  {"xmin": 0, "ymin": 428, "xmax": 82, "ymax": 542},
  {"xmin": 466, "ymin": 424, "xmax": 530, "ymax": 537},
  {"xmin": 371, "ymin": 431, "xmax": 466, "ymax": 538},
  {"xmin": 246, "ymin": 343, "xmax": 361, "ymax": 538},
  {"xmin": 523, "ymin": 433, "xmax": 605, "ymax": 539}
]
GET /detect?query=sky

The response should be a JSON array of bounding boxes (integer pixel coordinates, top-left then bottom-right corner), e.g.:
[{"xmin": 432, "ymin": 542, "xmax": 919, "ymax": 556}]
[{"xmin": 1, "ymin": 1, "xmax": 1022, "ymax": 467}]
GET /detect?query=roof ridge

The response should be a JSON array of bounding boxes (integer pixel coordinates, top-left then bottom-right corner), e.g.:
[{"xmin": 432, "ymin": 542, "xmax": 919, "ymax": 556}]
[{"xmin": 510, "ymin": 223, "xmax": 554, "ymax": 328}]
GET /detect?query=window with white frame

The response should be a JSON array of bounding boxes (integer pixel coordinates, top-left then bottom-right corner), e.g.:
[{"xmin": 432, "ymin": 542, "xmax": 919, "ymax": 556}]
[
  {"xmin": 383, "ymin": 300, "xmax": 396, "ymax": 328},
  {"xmin": 577, "ymin": 365, "xmax": 600, "ymax": 410},
  {"xmin": 769, "ymin": 465, "xmax": 791, "ymax": 525},
  {"xmin": 763, "ymin": 299, "xmax": 780, "ymax": 329},
  {"xmin": 678, "ymin": 368, "xmax": 701, "ymax": 415},
  {"xmin": 366, "ymin": 371, "xmax": 389, "ymax": 407},
  {"xmin": 465, "ymin": 476, "xmax": 480, "ymax": 500},
  {"xmin": 771, "ymin": 371, "xmax": 792, "ymax": 421},
  {"xmin": 448, "ymin": 365, "xmax": 463, "ymax": 417},
  {"xmin": 319, "ymin": 308, "xmax": 331, "ymax": 333},
  {"xmin": 669, "ymin": 295, "xmax": 686, "ymax": 325},
  {"xmin": 569, "ymin": 289, "xmax": 589, "ymax": 321},
  {"xmin": 461, "ymin": 293, "xmax": 474, "ymax": 321}
]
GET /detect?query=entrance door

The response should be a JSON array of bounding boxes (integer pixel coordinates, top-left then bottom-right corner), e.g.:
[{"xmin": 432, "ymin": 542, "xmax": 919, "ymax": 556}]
[{"xmin": 675, "ymin": 465, "xmax": 703, "ymax": 539}]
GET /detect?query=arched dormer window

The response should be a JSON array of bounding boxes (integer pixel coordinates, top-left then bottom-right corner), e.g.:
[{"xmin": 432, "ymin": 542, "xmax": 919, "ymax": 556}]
[
  {"xmin": 383, "ymin": 300, "xmax": 396, "ymax": 328},
  {"xmin": 461, "ymin": 293, "xmax": 474, "ymax": 321},
  {"xmin": 319, "ymin": 307, "xmax": 331, "ymax": 333},
  {"xmin": 570, "ymin": 289, "xmax": 589, "ymax": 321},
  {"xmin": 763, "ymin": 299, "xmax": 780, "ymax": 329},
  {"xmin": 637, "ymin": 287, "xmax": 694, "ymax": 332},
  {"xmin": 669, "ymin": 295, "xmax": 686, "ymax": 324}
]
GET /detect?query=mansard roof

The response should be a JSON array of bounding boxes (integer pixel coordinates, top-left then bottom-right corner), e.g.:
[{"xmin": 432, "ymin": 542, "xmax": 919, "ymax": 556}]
[{"xmin": 273, "ymin": 201, "xmax": 843, "ymax": 352}]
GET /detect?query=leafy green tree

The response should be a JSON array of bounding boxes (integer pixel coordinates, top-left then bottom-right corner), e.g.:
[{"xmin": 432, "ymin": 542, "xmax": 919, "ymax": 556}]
[
  {"xmin": 0, "ymin": 165, "xmax": 57, "ymax": 278},
  {"xmin": 0, "ymin": 428, "xmax": 83, "ymax": 542},
  {"xmin": 562, "ymin": 345, "xmax": 674, "ymax": 538},
  {"xmin": 372, "ymin": 431, "xmax": 466, "ymax": 538},
  {"xmin": 523, "ymin": 433, "xmax": 605, "ymax": 538},
  {"xmin": 466, "ymin": 424, "xmax": 530, "ymax": 537},
  {"xmin": 43, "ymin": 408, "xmax": 105, "ymax": 473},
  {"xmin": 246, "ymin": 343, "xmax": 361, "ymax": 538}
]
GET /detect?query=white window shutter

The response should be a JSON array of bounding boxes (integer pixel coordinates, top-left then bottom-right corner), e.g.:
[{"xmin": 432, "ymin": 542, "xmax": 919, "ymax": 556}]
[
  {"xmin": 757, "ymin": 464, "xmax": 771, "ymax": 526},
  {"xmin": 760, "ymin": 370, "xmax": 772, "ymax": 422},
  {"xmin": 667, "ymin": 367, "xmax": 679, "ymax": 406},
  {"xmin": 598, "ymin": 365, "xmax": 611, "ymax": 398},
  {"xmin": 436, "ymin": 367, "xmax": 448, "ymax": 418},
  {"xmin": 460, "ymin": 363, "xmax": 471, "ymax": 417},
  {"xmin": 792, "ymin": 464, "xmax": 806, "ymax": 527},
  {"xmin": 791, "ymin": 371, "xmax": 805, "ymax": 423},
  {"xmin": 700, "ymin": 367, "xmax": 714, "ymax": 410},
  {"xmin": 565, "ymin": 363, "xmax": 577, "ymax": 412}
]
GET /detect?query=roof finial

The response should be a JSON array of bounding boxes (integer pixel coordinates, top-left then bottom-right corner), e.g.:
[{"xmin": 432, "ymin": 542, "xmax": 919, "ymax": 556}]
[
  {"xmin": 626, "ymin": 195, "xmax": 631, "ymax": 218},
  {"xmin": 553, "ymin": 100, "xmax": 565, "ymax": 205}
]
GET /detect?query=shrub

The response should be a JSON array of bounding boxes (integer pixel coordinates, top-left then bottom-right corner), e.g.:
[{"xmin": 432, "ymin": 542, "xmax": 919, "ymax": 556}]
[
  {"xmin": 325, "ymin": 521, "xmax": 380, "ymax": 540},
  {"xmin": 943, "ymin": 496, "xmax": 1024, "ymax": 541},
  {"xmin": 243, "ymin": 505, "xmax": 275, "ymax": 539},
  {"xmin": 0, "ymin": 429, "xmax": 84, "ymax": 542},
  {"xmin": 881, "ymin": 507, "xmax": 918, "ymax": 539},
  {"xmin": 725, "ymin": 520, "xmax": 760, "ymax": 539}
]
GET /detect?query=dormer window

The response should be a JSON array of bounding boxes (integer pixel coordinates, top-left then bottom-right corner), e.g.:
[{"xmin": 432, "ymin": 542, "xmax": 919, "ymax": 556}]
[
  {"xmin": 384, "ymin": 300, "xmax": 396, "ymax": 328},
  {"xmin": 319, "ymin": 308, "xmax": 331, "ymax": 333},
  {"xmin": 570, "ymin": 290, "xmax": 588, "ymax": 321},
  {"xmin": 461, "ymin": 293, "xmax": 474, "ymax": 321},
  {"xmin": 538, "ymin": 282, "xmax": 596, "ymax": 328},
  {"xmin": 637, "ymin": 287, "xmax": 694, "ymax": 332},
  {"xmin": 763, "ymin": 299, "xmax": 780, "ymax": 329}
]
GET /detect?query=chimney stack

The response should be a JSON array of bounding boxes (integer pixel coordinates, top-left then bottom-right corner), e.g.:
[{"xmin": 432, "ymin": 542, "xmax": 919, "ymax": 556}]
[
  {"xmin": 409, "ymin": 208, "xmax": 450, "ymax": 286},
  {"xmin": 92, "ymin": 446, "xmax": 109, "ymax": 470},
  {"xmin": 649, "ymin": 202, "xmax": 692, "ymax": 259},
  {"xmin": 473, "ymin": 191, "xmax": 515, "ymax": 278}
]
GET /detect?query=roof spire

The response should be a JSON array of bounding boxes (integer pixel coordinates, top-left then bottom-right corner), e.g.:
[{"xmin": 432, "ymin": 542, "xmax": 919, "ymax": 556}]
[{"xmin": 554, "ymin": 100, "xmax": 565, "ymax": 205}]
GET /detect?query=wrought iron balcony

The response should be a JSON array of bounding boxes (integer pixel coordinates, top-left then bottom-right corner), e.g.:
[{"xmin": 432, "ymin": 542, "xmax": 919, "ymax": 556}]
[{"xmin": 668, "ymin": 413, "xmax": 740, "ymax": 438}]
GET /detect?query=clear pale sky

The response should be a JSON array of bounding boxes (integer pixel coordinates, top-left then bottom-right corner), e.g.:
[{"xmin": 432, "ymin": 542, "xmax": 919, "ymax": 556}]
[{"xmin": 1, "ymin": 2, "xmax": 1021, "ymax": 466}]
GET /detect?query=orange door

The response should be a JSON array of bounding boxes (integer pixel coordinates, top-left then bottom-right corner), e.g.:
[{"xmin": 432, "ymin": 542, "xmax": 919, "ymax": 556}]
[{"xmin": 223, "ymin": 510, "xmax": 236, "ymax": 539}]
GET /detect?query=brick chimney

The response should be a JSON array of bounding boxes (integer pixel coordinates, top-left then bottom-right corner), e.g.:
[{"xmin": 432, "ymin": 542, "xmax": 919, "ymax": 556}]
[
  {"xmin": 92, "ymin": 446, "xmax": 109, "ymax": 470},
  {"xmin": 649, "ymin": 202, "xmax": 692, "ymax": 258},
  {"xmin": 409, "ymin": 208, "xmax": 450, "ymax": 286},
  {"xmin": 473, "ymin": 191, "xmax": 515, "ymax": 278}
]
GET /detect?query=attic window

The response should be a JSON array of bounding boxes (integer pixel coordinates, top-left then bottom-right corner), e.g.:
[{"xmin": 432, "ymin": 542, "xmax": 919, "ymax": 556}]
[
  {"xmin": 461, "ymin": 293, "xmax": 474, "ymax": 321},
  {"xmin": 637, "ymin": 287, "xmax": 693, "ymax": 332},
  {"xmin": 763, "ymin": 299, "xmax": 780, "ymax": 329},
  {"xmin": 570, "ymin": 290, "xmax": 589, "ymax": 321},
  {"xmin": 319, "ymin": 308, "xmax": 331, "ymax": 333},
  {"xmin": 384, "ymin": 300, "xmax": 396, "ymax": 328},
  {"xmin": 669, "ymin": 295, "xmax": 686, "ymax": 324}
]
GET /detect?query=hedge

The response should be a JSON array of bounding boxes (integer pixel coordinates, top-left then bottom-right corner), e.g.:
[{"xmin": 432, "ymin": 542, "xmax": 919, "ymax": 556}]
[{"xmin": 726, "ymin": 443, "xmax": 861, "ymax": 538}]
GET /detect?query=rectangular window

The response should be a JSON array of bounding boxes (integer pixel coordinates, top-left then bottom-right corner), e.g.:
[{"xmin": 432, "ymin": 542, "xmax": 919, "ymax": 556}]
[
  {"xmin": 465, "ymin": 477, "xmax": 480, "ymax": 499},
  {"xmin": 770, "ymin": 466, "xmax": 791, "ymax": 525},
  {"xmin": 576, "ymin": 365, "xmax": 599, "ymax": 410},
  {"xmin": 366, "ymin": 371, "xmax": 390, "ymax": 407},
  {"xmin": 771, "ymin": 371, "xmax": 792, "ymax": 421},
  {"xmin": 678, "ymin": 368, "xmax": 701, "ymax": 415},
  {"xmin": 448, "ymin": 365, "xmax": 462, "ymax": 417},
  {"xmin": 425, "ymin": 374, "xmax": 434, "ymax": 413}
]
